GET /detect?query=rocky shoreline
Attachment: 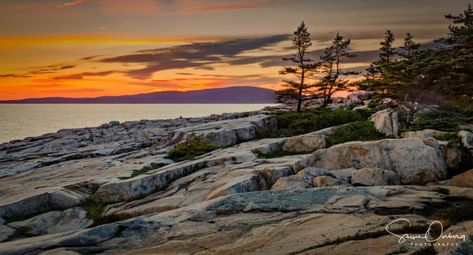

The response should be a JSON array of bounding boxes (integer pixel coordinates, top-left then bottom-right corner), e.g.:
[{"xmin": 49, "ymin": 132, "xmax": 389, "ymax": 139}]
[{"xmin": 1, "ymin": 96, "xmax": 473, "ymax": 255}]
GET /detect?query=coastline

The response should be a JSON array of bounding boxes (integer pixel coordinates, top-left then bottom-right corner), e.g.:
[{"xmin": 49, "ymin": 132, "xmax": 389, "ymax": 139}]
[{"xmin": 0, "ymin": 96, "xmax": 472, "ymax": 254}]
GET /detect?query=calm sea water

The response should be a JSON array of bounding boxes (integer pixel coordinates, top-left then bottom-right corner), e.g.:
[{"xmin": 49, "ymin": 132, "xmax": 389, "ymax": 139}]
[{"xmin": 0, "ymin": 104, "xmax": 275, "ymax": 144}]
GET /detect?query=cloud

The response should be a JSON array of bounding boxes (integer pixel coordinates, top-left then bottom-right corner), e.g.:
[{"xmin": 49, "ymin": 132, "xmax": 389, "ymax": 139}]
[
  {"xmin": 0, "ymin": 64, "xmax": 76, "ymax": 78},
  {"xmin": 29, "ymin": 64, "xmax": 76, "ymax": 75},
  {"xmin": 53, "ymin": 70, "xmax": 116, "ymax": 79},
  {"xmin": 53, "ymin": 0, "xmax": 273, "ymax": 14},
  {"xmin": 0, "ymin": 74, "xmax": 32, "ymax": 78},
  {"xmin": 177, "ymin": 0, "xmax": 274, "ymax": 13},
  {"xmin": 100, "ymin": 34, "xmax": 289, "ymax": 79},
  {"xmin": 57, "ymin": 0, "xmax": 90, "ymax": 8}
]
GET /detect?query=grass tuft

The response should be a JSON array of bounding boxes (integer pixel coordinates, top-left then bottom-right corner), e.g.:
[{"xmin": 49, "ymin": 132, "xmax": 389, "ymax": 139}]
[{"xmin": 167, "ymin": 137, "xmax": 219, "ymax": 162}]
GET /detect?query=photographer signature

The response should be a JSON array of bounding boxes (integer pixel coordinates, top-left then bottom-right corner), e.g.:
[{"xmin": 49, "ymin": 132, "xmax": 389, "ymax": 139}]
[{"xmin": 385, "ymin": 218, "xmax": 466, "ymax": 244}]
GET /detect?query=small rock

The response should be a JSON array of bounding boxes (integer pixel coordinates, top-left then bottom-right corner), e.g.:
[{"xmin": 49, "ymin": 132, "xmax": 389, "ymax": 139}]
[
  {"xmin": 272, "ymin": 176, "xmax": 311, "ymax": 190},
  {"xmin": 0, "ymin": 225, "xmax": 16, "ymax": 242},
  {"xmin": 452, "ymin": 169, "xmax": 473, "ymax": 188},
  {"xmin": 313, "ymin": 176, "xmax": 340, "ymax": 187},
  {"xmin": 296, "ymin": 167, "xmax": 331, "ymax": 178},
  {"xmin": 459, "ymin": 130, "xmax": 473, "ymax": 149}
]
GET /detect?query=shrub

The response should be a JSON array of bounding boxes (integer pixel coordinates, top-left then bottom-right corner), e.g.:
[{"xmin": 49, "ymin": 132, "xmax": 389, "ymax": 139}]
[
  {"xmin": 274, "ymin": 108, "xmax": 367, "ymax": 136},
  {"xmin": 407, "ymin": 111, "xmax": 473, "ymax": 132},
  {"xmin": 85, "ymin": 200, "xmax": 104, "ymax": 222},
  {"xmin": 167, "ymin": 137, "xmax": 219, "ymax": 161},
  {"xmin": 434, "ymin": 132, "xmax": 462, "ymax": 147},
  {"xmin": 325, "ymin": 121, "xmax": 385, "ymax": 146},
  {"xmin": 311, "ymin": 109, "xmax": 365, "ymax": 130},
  {"xmin": 120, "ymin": 163, "xmax": 167, "ymax": 180}
]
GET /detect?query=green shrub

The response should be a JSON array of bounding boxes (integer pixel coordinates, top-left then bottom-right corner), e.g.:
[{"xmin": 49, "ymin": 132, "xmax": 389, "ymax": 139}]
[
  {"xmin": 434, "ymin": 132, "xmax": 462, "ymax": 147},
  {"xmin": 120, "ymin": 163, "xmax": 167, "ymax": 180},
  {"xmin": 167, "ymin": 138, "xmax": 219, "ymax": 162},
  {"xmin": 311, "ymin": 109, "xmax": 366, "ymax": 130},
  {"xmin": 409, "ymin": 118, "xmax": 459, "ymax": 132},
  {"xmin": 407, "ymin": 111, "xmax": 473, "ymax": 132},
  {"xmin": 325, "ymin": 121, "xmax": 385, "ymax": 146},
  {"xmin": 85, "ymin": 200, "xmax": 104, "ymax": 222},
  {"xmin": 274, "ymin": 108, "xmax": 367, "ymax": 136}
]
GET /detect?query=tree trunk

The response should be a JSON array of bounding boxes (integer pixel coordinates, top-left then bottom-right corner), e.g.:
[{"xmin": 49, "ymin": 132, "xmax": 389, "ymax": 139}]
[{"xmin": 297, "ymin": 87, "xmax": 302, "ymax": 112}]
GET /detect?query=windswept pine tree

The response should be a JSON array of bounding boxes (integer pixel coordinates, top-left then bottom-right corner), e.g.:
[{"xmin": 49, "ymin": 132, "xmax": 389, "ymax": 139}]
[
  {"xmin": 400, "ymin": 32, "xmax": 421, "ymax": 58},
  {"xmin": 379, "ymin": 30, "xmax": 396, "ymax": 63},
  {"xmin": 361, "ymin": 30, "xmax": 397, "ymax": 95},
  {"xmin": 445, "ymin": 4, "xmax": 473, "ymax": 52},
  {"xmin": 315, "ymin": 33, "xmax": 357, "ymax": 106},
  {"xmin": 365, "ymin": 30, "xmax": 396, "ymax": 80},
  {"xmin": 277, "ymin": 22, "xmax": 318, "ymax": 112}
]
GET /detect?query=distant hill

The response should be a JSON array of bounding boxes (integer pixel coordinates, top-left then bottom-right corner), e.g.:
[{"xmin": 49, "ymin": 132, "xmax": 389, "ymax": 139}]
[{"xmin": 0, "ymin": 86, "xmax": 276, "ymax": 104}]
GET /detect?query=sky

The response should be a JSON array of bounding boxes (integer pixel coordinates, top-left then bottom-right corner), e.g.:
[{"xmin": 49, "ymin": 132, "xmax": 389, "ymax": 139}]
[{"xmin": 0, "ymin": 0, "xmax": 471, "ymax": 100}]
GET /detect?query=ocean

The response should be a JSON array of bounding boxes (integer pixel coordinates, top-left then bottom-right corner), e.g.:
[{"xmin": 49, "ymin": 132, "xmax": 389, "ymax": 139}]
[{"xmin": 0, "ymin": 104, "xmax": 275, "ymax": 143}]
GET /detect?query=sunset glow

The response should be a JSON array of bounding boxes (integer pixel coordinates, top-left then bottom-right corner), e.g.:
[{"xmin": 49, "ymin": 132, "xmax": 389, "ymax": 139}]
[{"xmin": 0, "ymin": 0, "xmax": 470, "ymax": 100}]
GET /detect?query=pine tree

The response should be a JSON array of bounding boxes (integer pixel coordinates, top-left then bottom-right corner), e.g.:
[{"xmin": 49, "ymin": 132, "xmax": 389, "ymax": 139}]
[
  {"xmin": 362, "ymin": 30, "xmax": 396, "ymax": 94},
  {"xmin": 379, "ymin": 30, "xmax": 396, "ymax": 63},
  {"xmin": 400, "ymin": 32, "xmax": 420, "ymax": 58},
  {"xmin": 277, "ymin": 22, "xmax": 318, "ymax": 112},
  {"xmin": 445, "ymin": 4, "xmax": 473, "ymax": 52},
  {"xmin": 365, "ymin": 30, "xmax": 396, "ymax": 80},
  {"xmin": 315, "ymin": 33, "xmax": 357, "ymax": 105}
]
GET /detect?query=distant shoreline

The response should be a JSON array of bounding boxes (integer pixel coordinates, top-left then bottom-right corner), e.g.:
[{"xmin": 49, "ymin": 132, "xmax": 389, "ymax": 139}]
[
  {"xmin": 0, "ymin": 86, "xmax": 276, "ymax": 104},
  {"xmin": 0, "ymin": 103, "xmax": 274, "ymax": 144}
]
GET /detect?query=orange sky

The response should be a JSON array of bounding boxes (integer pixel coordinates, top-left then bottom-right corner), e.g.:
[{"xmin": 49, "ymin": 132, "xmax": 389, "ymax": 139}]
[{"xmin": 0, "ymin": 0, "xmax": 470, "ymax": 100}]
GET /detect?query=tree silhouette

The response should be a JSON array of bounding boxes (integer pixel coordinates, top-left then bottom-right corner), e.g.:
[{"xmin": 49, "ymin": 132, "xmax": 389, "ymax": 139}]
[
  {"xmin": 379, "ymin": 30, "xmax": 396, "ymax": 63},
  {"xmin": 277, "ymin": 22, "xmax": 318, "ymax": 112},
  {"xmin": 400, "ymin": 32, "xmax": 420, "ymax": 58},
  {"xmin": 315, "ymin": 33, "xmax": 357, "ymax": 105},
  {"xmin": 445, "ymin": 4, "xmax": 473, "ymax": 52}
]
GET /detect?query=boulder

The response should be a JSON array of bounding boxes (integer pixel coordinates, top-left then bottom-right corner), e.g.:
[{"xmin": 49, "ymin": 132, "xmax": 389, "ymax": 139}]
[
  {"xmin": 436, "ymin": 140, "xmax": 464, "ymax": 170},
  {"xmin": 281, "ymin": 127, "xmax": 337, "ymax": 153},
  {"xmin": 302, "ymin": 138, "xmax": 447, "ymax": 184},
  {"xmin": 452, "ymin": 169, "xmax": 473, "ymax": 188},
  {"xmin": 351, "ymin": 167, "xmax": 400, "ymax": 186},
  {"xmin": 370, "ymin": 108, "xmax": 403, "ymax": 137},
  {"xmin": 7, "ymin": 208, "xmax": 93, "ymax": 236},
  {"xmin": 259, "ymin": 165, "xmax": 294, "ymax": 186},
  {"xmin": 206, "ymin": 172, "xmax": 263, "ymax": 200},
  {"xmin": 459, "ymin": 130, "xmax": 473, "ymax": 149}
]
